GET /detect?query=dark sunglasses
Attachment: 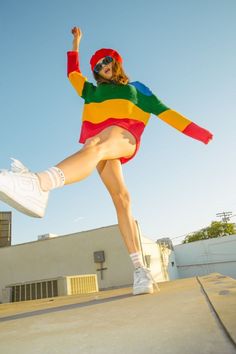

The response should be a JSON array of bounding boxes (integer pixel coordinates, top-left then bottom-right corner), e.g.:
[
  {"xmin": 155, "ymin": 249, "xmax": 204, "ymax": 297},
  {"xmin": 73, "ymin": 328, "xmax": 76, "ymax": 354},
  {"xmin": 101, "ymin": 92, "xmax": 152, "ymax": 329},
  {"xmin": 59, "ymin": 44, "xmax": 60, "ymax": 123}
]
[{"xmin": 94, "ymin": 56, "xmax": 113, "ymax": 73}]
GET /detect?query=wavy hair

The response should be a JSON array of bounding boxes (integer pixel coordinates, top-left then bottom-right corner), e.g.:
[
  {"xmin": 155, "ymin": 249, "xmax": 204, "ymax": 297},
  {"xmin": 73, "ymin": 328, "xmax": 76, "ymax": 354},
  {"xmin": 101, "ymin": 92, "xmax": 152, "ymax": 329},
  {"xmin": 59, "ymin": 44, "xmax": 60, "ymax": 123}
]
[{"xmin": 93, "ymin": 59, "xmax": 129, "ymax": 85}]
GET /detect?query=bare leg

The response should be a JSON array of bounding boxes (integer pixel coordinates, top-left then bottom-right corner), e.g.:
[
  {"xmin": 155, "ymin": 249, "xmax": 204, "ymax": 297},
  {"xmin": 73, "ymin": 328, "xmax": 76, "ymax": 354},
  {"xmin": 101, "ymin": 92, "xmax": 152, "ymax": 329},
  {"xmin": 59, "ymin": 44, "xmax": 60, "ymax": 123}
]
[
  {"xmin": 97, "ymin": 160, "xmax": 157, "ymax": 295},
  {"xmin": 56, "ymin": 126, "xmax": 136, "ymax": 185},
  {"xmin": 97, "ymin": 159, "xmax": 141, "ymax": 254}
]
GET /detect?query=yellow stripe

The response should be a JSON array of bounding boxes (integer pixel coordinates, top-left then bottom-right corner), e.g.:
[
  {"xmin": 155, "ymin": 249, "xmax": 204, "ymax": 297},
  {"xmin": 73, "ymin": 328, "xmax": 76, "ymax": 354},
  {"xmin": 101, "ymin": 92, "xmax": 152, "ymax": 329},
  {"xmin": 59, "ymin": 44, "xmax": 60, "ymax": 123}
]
[
  {"xmin": 82, "ymin": 99, "xmax": 150, "ymax": 124},
  {"xmin": 68, "ymin": 71, "xmax": 87, "ymax": 97},
  {"xmin": 158, "ymin": 109, "xmax": 191, "ymax": 131}
]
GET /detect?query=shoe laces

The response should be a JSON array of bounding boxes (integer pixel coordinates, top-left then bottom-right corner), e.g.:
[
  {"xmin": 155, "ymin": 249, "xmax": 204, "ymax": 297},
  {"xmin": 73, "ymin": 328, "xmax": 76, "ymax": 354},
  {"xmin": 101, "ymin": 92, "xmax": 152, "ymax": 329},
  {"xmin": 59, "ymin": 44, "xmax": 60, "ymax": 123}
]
[
  {"xmin": 135, "ymin": 267, "xmax": 151, "ymax": 280},
  {"xmin": 0, "ymin": 158, "xmax": 30, "ymax": 175}
]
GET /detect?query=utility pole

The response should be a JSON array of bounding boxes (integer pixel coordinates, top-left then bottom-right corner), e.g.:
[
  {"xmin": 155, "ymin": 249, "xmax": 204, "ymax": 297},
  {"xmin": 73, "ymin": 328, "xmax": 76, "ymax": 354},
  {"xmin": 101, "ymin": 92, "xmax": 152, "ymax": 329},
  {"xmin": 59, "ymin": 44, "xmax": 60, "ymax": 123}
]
[{"xmin": 216, "ymin": 211, "xmax": 233, "ymax": 223}]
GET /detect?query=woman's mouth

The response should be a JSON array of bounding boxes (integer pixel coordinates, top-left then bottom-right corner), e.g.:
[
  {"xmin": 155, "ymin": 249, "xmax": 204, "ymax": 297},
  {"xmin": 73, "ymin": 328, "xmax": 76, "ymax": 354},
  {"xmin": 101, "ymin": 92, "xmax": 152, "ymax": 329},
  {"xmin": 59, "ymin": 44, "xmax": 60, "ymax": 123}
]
[{"xmin": 105, "ymin": 68, "xmax": 110, "ymax": 74}]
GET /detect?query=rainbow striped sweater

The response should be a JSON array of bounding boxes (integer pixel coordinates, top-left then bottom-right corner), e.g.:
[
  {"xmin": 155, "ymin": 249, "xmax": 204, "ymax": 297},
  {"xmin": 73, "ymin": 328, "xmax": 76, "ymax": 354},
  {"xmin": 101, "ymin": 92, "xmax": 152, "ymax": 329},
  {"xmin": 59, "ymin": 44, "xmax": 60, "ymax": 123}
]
[{"xmin": 67, "ymin": 51, "xmax": 213, "ymax": 150}]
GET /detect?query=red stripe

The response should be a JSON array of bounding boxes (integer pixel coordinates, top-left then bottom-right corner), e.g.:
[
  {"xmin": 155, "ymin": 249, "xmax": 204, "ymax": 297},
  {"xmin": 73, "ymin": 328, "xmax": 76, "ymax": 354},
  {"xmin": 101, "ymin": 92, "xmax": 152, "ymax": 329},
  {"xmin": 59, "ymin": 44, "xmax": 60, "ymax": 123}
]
[
  {"xmin": 79, "ymin": 118, "xmax": 145, "ymax": 144},
  {"xmin": 67, "ymin": 51, "xmax": 81, "ymax": 77},
  {"xmin": 78, "ymin": 118, "xmax": 145, "ymax": 164},
  {"xmin": 182, "ymin": 122, "xmax": 213, "ymax": 144}
]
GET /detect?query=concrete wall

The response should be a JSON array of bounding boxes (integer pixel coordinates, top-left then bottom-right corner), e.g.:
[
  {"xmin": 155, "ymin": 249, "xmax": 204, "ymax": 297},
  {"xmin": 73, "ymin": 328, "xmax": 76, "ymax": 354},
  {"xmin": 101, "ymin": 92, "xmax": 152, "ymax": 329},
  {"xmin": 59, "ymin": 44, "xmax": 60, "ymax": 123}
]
[
  {"xmin": 0, "ymin": 223, "xmax": 165, "ymax": 302},
  {"xmin": 174, "ymin": 234, "xmax": 236, "ymax": 279}
]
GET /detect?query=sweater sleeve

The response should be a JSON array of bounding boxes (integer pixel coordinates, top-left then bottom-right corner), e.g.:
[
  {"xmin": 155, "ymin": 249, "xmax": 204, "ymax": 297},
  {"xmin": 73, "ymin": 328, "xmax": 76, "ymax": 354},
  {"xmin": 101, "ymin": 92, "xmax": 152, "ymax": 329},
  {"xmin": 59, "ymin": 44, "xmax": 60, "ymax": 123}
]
[
  {"xmin": 158, "ymin": 110, "xmax": 213, "ymax": 144},
  {"xmin": 146, "ymin": 85, "xmax": 213, "ymax": 145},
  {"xmin": 67, "ymin": 51, "xmax": 95, "ymax": 99}
]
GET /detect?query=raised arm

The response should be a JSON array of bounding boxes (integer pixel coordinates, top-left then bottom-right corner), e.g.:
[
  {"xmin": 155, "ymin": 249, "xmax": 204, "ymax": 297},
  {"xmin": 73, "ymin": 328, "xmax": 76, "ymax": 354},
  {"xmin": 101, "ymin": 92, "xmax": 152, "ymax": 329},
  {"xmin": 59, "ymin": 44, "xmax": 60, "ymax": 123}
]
[
  {"xmin": 67, "ymin": 27, "xmax": 92, "ymax": 98},
  {"xmin": 72, "ymin": 26, "xmax": 82, "ymax": 52}
]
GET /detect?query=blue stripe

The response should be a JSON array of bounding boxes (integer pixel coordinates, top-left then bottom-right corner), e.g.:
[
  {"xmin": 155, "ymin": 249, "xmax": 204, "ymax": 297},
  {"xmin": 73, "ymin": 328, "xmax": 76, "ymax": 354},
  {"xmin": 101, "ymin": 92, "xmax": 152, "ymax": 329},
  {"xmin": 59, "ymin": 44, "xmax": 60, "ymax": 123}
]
[{"xmin": 129, "ymin": 81, "xmax": 153, "ymax": 96}]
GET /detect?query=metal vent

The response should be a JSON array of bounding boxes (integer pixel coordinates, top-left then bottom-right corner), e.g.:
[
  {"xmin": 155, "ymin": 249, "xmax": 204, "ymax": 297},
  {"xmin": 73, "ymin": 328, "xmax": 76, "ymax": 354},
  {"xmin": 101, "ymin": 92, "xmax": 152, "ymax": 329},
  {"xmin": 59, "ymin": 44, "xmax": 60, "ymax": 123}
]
[
  {"xmin": 4, "ymin": 274, "xmax": 98, "ymax": 303},
  {"xmin": 69, "ymin": 275, "xmax": 98, "ymax": 295},
  {"xmin": 10, "ymin": 280, "xmax": 58, "ymax": 302}
]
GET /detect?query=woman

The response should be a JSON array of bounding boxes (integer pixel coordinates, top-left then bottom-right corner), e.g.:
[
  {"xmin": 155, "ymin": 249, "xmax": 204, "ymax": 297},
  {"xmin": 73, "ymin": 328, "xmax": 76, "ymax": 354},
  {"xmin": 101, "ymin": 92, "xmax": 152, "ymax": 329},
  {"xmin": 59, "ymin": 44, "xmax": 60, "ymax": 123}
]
[{"xmin": 0, "ymin": 27, "xmax": 213, "ymax": 295}]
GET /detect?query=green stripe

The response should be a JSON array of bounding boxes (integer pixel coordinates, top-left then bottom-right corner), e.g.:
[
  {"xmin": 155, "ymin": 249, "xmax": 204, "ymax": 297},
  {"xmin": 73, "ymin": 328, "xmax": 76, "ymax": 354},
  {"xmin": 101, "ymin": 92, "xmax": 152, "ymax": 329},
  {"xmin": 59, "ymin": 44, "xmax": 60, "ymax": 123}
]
[{"xmin": 82, "ymin": 82, "xmax": 169, "ymax": 115}]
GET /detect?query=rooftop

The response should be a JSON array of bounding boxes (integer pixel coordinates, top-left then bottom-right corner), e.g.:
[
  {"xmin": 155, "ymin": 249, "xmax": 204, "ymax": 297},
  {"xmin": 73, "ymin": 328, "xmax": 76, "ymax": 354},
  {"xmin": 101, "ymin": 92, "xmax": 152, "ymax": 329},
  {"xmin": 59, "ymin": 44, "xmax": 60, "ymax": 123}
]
[{"xmin": 0, "ymin": 273, "xmax": 235, "ymax": 354}]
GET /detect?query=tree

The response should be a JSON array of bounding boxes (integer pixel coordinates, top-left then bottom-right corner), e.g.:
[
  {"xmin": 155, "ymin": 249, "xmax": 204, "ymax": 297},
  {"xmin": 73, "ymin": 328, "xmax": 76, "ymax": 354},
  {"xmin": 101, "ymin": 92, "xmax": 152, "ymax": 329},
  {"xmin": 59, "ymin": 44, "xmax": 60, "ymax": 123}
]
[{"xmin": 183, "ymin": 221, "xmax": 236, "ymax": 244}]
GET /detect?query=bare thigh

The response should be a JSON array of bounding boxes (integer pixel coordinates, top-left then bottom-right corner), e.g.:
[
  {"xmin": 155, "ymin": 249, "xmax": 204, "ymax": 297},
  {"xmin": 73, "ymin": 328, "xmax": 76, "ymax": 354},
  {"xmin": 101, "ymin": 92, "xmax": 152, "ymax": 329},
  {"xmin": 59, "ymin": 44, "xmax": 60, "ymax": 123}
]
[{"xmin": 84, "ymin": 126, "xmax": 136, "ymax": 161}]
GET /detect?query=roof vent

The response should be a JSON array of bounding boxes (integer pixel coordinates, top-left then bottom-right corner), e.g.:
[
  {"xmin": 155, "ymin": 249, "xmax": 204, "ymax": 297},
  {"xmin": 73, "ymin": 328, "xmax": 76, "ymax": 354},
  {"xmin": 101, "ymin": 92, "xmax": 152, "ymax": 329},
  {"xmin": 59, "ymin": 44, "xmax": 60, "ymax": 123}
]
[{"xmin": 37, "ymin": 233, "xmax": 58, "ymax": 241}]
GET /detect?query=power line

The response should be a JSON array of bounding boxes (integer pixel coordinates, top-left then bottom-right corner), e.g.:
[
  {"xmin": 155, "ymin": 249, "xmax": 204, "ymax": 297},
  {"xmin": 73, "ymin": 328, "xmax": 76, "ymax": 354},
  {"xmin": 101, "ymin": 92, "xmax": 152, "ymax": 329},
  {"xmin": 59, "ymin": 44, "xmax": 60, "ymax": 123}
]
[
  {"xmin": 166, "ymin": 212, "xmax": 236, "ymax": 244},
  {"xmin": 170, "ymin": 213, "xmax": 236, "ymax": 242},
  {"xmin": 216, "ymin": 211, "xmax": 233, "ymax": 223}
]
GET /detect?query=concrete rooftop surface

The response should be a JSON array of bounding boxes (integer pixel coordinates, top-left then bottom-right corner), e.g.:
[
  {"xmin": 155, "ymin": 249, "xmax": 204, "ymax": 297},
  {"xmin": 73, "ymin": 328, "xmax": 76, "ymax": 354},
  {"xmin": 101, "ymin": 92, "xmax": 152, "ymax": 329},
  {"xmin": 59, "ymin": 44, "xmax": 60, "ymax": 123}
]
[{"xmin": 0, "ymin": 273, "xmax": 235, "ymax": 354}]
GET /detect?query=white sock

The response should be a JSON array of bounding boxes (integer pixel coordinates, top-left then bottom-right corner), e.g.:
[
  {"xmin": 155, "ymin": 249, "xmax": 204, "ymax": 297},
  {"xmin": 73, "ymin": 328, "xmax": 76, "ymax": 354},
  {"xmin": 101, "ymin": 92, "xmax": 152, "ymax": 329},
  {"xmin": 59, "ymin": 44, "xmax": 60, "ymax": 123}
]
[
  {"xmin": 37, "ymin": 167, "xmax": 65, "ymax": 192},
  {"xmin": 130, "ymin": 252, "xmax": 144, "ymax": 269}
]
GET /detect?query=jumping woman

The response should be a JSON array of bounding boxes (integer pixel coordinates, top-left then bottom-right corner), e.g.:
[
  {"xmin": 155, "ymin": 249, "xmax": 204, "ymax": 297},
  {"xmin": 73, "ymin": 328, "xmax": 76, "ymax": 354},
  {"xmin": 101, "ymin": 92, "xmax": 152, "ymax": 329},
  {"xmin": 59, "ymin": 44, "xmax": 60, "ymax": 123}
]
[{"xmin": 0, "ymin": 27, "xmax": 213, "ymax": 295}]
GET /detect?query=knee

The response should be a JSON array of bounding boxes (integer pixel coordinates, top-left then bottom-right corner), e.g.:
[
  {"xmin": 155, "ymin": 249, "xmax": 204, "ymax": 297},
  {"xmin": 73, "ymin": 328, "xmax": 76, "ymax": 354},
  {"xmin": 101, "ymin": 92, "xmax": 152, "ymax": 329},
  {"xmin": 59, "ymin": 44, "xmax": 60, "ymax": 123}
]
[
  {"xmin": 112, "ymin": 189, "xmax": 131, "ymax": 211},
  {"xmin": 83, "ymin": 137, "xmax": 105, "ymax": 158}
]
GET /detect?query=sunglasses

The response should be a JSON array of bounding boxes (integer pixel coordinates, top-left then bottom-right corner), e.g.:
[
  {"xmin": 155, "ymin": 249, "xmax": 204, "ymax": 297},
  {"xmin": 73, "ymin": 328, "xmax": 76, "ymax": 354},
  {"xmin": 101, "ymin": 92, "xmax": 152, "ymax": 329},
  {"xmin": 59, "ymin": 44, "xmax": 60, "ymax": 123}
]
[{"xmin": 94, "ymin": 56, "xmax": 113, "ymax": 73}]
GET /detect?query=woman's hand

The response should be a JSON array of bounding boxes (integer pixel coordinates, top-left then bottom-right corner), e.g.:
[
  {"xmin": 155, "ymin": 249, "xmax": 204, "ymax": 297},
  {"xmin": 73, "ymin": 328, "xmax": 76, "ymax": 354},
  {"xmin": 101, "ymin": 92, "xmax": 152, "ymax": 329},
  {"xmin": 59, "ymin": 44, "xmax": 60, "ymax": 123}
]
[
  {"xmin": 71, "ymin": 27, "xmax": 82, "ymax": 51},
  {"xmin": 72, "ymin": 27, "xmax": 83, "ymax": 41}
]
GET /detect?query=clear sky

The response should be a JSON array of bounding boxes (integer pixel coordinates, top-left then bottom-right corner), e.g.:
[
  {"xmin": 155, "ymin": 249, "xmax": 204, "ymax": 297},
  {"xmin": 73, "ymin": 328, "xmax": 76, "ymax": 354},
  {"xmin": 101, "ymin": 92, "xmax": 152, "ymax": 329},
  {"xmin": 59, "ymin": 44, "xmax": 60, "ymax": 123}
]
[{"xmin": 1, "ymin": 0, "xmax": 236, "ymax": 246}]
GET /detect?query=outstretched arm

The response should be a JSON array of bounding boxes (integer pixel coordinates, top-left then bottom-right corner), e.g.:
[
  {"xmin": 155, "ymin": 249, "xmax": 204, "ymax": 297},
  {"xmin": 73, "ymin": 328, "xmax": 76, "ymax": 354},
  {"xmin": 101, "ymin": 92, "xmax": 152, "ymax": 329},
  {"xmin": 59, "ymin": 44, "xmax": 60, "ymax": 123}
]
[
  {"xmin": 142, "ymin": 83, "xmax": 213, "ymax": 144},
  {"xmin": 158, "ymin": 109, "xmax": 213, "ymax": 144}
]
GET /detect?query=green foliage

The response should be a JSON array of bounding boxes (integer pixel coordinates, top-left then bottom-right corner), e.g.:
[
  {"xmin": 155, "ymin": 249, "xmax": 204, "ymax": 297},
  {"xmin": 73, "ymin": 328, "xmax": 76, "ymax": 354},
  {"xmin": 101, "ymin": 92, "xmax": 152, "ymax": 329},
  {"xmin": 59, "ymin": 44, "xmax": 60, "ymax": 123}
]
[{"xmin": 183, "ymin": 221, "xmax": 236, "ymax": 244}]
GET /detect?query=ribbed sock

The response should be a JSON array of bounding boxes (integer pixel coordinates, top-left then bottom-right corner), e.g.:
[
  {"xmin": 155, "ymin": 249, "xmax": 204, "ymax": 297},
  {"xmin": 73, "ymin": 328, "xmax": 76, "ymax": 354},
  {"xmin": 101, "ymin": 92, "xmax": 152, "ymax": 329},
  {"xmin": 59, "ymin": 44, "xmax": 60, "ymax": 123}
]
[
  {"xmin": 129, "ymin": 252, "xmax": 145, "ymax": 269},
  {"xmin": 36, "ymin": 167, "xmax": 65, "ymax": 192}
]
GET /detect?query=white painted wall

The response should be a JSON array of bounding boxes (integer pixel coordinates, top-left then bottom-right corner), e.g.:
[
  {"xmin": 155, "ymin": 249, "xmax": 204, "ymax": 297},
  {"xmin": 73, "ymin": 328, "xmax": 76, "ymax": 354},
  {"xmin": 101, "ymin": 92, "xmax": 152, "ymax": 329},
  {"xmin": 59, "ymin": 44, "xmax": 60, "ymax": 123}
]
[
  {"xmin": 141, "ymin": 236, "xmax": 164, "ymax": 281},
  {"xmin": 174, "ymin": 234, "xmax": 236, "ymax": 279},
  {"xmin": 0, "ymin": 223, "xmax": 166, "ymax": 302},
  {"xmin": 155, "ymin": 239, "xmax": 180, "ymax": 281},
  {"xmin": 5, "ymin": 221, "xmax": 234, "ymax": 303}
]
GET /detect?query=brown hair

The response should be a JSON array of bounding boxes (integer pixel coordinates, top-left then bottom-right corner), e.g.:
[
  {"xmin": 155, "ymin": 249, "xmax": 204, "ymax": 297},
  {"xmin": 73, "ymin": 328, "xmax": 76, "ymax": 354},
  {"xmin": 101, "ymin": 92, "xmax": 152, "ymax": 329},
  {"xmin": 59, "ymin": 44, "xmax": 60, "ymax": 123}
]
[{"xmin": 93, "ymin": 59, "xmax": 129, "ymax": 85}]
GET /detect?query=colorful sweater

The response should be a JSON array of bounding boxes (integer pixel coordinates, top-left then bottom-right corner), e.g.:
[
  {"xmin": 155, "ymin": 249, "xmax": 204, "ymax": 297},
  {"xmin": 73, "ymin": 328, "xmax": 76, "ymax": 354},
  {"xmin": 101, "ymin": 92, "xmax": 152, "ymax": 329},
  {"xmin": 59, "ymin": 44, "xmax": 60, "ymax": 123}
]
[{"xmin": 67, "ymin": 51, "xmax": 213, "ymax": 147}]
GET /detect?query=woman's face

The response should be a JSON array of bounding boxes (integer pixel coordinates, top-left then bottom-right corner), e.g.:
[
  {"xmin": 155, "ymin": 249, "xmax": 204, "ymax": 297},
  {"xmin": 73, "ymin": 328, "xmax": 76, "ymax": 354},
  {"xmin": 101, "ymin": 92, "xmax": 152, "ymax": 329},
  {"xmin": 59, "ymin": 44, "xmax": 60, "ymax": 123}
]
[{"xmin": 96, "ymin": 57, "xmax": 113, "ymax": 80}]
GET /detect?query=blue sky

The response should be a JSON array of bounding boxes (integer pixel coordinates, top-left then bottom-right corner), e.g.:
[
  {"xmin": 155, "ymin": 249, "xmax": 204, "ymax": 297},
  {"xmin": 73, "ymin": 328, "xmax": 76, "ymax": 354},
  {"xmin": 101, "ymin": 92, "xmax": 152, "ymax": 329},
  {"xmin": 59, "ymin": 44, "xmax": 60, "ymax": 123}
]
[{"xmin": 1, "ymin": 0, "xmax": 236, "ymax": 245}]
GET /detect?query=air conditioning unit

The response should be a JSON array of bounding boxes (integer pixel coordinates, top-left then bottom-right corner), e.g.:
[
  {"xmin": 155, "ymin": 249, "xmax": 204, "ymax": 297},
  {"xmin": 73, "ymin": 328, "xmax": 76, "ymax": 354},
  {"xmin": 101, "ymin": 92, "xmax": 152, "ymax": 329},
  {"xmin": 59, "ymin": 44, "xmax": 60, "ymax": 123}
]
[
  {"xmin": 2, "ymin": 287, "xmax": 12, "ymax": 303},
  {"xmin": 37, "ymin": 233, "xmax": 58, "ymax": 241},
  {"xmin": 3, "ymin": 274, "xmax": 98, "ymax": 303}
]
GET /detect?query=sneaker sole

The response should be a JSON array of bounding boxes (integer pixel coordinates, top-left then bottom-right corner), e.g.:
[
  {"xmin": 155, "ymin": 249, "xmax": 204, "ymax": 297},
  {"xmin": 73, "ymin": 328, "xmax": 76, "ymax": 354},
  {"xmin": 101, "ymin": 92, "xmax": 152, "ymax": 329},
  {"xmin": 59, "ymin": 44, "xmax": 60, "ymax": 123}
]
[{"xmin": 0, "ymin": 190, "xmax": 43, "ymax": 218}]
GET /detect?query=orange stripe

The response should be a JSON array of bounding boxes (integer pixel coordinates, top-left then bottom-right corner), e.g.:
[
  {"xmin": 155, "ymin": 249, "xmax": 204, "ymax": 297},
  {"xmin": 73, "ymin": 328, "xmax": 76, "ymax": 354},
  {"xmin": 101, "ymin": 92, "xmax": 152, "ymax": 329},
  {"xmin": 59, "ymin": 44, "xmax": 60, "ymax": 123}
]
[
  {"xmin": 82, "ymin": 99, "xmax": 150, "ymax": 125},
  {"xmin": 158, "ymin": 109, "xmax": 191, "ymax": 131},
  {"xmin": 68, "ymin": 71, "xmax": 87, "ymax": 96}
]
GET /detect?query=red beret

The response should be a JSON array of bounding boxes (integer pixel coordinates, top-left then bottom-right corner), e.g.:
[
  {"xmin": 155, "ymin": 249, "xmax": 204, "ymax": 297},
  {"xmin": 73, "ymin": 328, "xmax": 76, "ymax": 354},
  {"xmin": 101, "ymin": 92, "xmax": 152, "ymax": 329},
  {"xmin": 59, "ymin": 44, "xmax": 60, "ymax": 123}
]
[{"xmin": 90, "ymin": 48, "xmax": 122, "ymax": 72}]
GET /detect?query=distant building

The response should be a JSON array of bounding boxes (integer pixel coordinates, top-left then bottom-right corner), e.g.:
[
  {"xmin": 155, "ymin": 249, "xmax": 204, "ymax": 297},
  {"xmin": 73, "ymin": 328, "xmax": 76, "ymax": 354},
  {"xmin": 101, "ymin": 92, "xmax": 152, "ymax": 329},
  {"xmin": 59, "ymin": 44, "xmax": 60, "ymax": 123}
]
[
  {"xmin": 1, "ymin": 219, "xmax": 234, "ymax": 304},
  {"xmin": 174, "ymin": 234, "xmax": 236, "ymax": 280},
  {"xmin": 0, "ymin": 222, "xmax": 177, "ymax": 303}
]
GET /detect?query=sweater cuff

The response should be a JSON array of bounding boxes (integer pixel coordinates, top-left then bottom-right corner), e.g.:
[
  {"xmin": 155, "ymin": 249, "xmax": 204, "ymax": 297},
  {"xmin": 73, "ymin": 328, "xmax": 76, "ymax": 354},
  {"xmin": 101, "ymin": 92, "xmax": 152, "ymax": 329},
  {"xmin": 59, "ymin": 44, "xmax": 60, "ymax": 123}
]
[
  {"xmin": 182, "ymin": 122, "xmax": 213, "ymax": 144},
  {"xmin": 67, "ymin": 51, "xmax": 81, "ymax": 76}
]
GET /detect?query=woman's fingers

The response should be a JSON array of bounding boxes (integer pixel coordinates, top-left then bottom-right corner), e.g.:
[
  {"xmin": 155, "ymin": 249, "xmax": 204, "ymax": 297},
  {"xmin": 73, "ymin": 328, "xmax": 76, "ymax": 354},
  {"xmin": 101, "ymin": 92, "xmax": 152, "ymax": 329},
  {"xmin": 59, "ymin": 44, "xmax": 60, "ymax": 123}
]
[
  {"xmin": 71, "ymin": 27, "xmax": 83, "ymax": 39},
  {"xmin": 71, "ymin": 27, "xmax": 77, "ymax": 35}
]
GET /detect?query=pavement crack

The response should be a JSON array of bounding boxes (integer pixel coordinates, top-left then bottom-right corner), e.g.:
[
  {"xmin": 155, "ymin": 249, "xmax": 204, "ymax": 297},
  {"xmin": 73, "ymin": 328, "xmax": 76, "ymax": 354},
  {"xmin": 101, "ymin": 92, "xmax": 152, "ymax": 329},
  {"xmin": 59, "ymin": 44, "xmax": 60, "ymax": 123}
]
[{"xmin": 196, "ymin": 276, "xmax": 236, "ymax": 351}]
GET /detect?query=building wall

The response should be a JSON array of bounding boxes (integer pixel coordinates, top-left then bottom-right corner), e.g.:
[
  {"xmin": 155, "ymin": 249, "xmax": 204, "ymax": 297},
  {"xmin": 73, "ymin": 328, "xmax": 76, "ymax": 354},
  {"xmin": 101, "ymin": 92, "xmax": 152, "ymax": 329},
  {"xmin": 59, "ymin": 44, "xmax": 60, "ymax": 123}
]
[
  {"xmin": 141, "ymin": 236, "xmax": 165, "ymax": 281},
  {"xmin": 174, "ymin": 234, "xmax": 236, "ymax": 279},
  {"xmin": 0, "ymin": 224, "xmax": 166, "ymax": 302},
  {"xmin": 155, "ymin": 238, "xmax": 180, "ymax": 281},
  {"xmin": 2, "ymin": 221, "xmax": 234, "ymax": 302}
]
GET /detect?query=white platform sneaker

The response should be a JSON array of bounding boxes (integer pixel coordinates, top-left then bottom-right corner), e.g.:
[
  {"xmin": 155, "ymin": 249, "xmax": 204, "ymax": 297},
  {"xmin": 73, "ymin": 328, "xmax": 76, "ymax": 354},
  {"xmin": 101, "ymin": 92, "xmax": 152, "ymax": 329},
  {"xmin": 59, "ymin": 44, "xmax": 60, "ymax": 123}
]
[
  {"xmin": 133, "ymin": 267, "xmax": 159, "ymax": 295},
  {"xmin": 0, "ymin": 158, "xmax": 49, "ymax": 218}
]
